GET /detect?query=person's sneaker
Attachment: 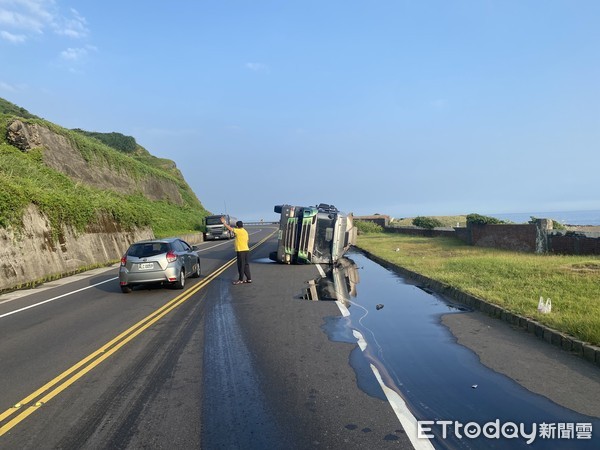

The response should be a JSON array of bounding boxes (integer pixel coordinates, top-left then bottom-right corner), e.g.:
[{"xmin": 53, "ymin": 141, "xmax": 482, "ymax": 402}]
[
  {"xmin": 232, "ymin": 280, "xmax": 244, "ymax": 285},
  {"xmin": 244, "ymin": 280, "xmax": 252, "ymax": 283}
]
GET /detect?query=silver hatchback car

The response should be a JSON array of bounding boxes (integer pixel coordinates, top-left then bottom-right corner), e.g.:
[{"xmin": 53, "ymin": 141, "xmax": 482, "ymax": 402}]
[{"xmin": 119, "ymin": 238, "xmax": 201, "ymax": 293}]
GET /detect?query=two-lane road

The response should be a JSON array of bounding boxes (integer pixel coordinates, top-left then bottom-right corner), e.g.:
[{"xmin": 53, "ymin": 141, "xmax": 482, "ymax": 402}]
[{"xmin": 0, "ymin": 226, "xmax": 415, "ymax": 449}]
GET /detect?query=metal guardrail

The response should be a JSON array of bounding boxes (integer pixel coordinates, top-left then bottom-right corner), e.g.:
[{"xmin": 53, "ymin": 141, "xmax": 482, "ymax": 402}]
[{"xmin": 245, "ymin": 222, "xmax": 278, "ymax": 226}]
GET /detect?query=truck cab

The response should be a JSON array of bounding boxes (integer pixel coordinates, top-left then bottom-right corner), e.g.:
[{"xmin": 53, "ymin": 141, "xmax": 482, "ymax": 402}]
[
  {"xmin": 204, "ymin": 214, "xmax": 235, "ymax": 240},
  {"xmin": 270, "ymin": 203, "xmax": 357, "ymax": 264}
]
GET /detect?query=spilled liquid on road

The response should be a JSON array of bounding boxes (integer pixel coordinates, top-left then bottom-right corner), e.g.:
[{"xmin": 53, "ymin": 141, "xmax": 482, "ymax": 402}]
[{"xmin": 317, "ymin": 251, "xmax": 599, "ymax": 450}]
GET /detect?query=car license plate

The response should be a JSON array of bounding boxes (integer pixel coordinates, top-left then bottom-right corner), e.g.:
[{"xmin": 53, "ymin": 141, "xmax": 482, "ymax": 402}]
[{"xmin": 138, "ymin": 262, "xmax": 154, "ymax": 270}]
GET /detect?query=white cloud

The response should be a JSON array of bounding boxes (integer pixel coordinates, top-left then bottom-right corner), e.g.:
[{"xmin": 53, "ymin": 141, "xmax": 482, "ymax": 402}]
[
  {"xmin": 60, "ymin": 46, "xmax": 85, "ymax": 60},
  {"xmin": 0, "ymin": 1, "xmax": 89, "ymax": 40},
  {"xmin": 1, "ymin": 29, "xmax": 26, "ymax": 42},
  {"xmin": 59, "ymin": 44, "xmax": 96, "ymax": 61},
  {"xmin": 0, "ymin": 0, "xmax": 55, "ymax": 34},
  {"xmin": 54, "ymin": 8, "xmax": 88, "ymax": 38},
  {"xmin": 0, "ymin": 80, "xmax": 19, "ymax": 92},
  {"xmin": 245, "ymin": 62, "xmax": 269, "ymax": 73}
]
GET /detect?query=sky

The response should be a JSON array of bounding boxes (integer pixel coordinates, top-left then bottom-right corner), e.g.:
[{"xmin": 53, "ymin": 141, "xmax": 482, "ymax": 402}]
[{"xmin": 1, "ymin": 0, "xmax": 599, "ymax": 221}]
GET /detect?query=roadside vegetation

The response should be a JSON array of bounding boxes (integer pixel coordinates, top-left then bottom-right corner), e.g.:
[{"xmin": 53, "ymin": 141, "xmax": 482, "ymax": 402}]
[
  {"xmin": 0, "ymin": 98, "xmax": 209, "ymax": 238},
  {"xmin": 391, "ymin": 215, "xmax": 468, "ymax": 227},
  {"xmin": 0, "ymin": 143, "xmax": 205, "ymax": 238},
  {"xmin": 356, "ymin": 232, "xmax": 600, "ymax": 347},
  {"xmin": 390, "ymin": 214, "xmax": 570, "ymax": 230}
]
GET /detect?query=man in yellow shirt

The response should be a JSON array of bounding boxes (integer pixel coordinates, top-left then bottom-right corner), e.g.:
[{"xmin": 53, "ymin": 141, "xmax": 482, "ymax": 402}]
[{"xmin": 221, "ymin": 217, "xmax": 252, "ymax": 284}]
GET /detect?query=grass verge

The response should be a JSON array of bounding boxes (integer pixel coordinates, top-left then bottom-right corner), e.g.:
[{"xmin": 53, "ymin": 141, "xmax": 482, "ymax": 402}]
[{"xmin": 357, "ymin": 232, "xmax": 600, "ymax": 346}]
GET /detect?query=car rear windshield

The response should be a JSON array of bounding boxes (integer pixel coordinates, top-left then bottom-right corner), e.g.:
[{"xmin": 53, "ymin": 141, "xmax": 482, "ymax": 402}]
[{"xmin": 128, "ymin": 242, "xmax": 170, "ymax": 257}]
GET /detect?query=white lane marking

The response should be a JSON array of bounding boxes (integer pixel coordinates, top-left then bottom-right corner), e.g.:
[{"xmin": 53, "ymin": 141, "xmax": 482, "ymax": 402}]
[
  {"xmin": 336, "ymin": 300, "xmax": 351, "ymax": 317},
  {"xmin": 316, "ymin": 264, "xmax": 327, "ymax": 278},
  {"xmin": 368, "ymin": 360, "xmax": 435, "ymax": 450},
  {"xmin": 0, "ymin": 277, "xmax": 117, "ymax": 320},
  {"xmin": 198, "ymin": 240, "xmax": 234, "ymax": 251},
  {"xmin": 335, "ymin": 299, "xmax": 434, "ymax": 450},
  {"xmin": 0, "ymin": 229, "xmax": 270, "ymax": 317}
]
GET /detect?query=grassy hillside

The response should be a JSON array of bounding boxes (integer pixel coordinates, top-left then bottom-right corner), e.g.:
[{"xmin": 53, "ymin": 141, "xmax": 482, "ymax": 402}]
[{"xmin": 0, "ymin": 97, "xmax": 209, "ymax": 238}]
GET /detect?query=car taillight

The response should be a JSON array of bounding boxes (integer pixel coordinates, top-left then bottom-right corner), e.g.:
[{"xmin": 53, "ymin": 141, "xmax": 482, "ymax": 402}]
[
  {"xmin": 166, "ymin": 251, "xmax": 177, "ymax": 263},
  {"xmin": 120, "ymin": 255, "xmax": 127, "ymax": 266}
]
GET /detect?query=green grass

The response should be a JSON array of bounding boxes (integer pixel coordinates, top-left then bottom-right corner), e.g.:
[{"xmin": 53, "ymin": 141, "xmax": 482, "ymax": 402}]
[
  {"xmin": 0, "ymin": 120, "xmax": 208, "ymax": 238},
  {"xmin": 357, "ymin": 232, "xmax": 600, "ymax": 346}
]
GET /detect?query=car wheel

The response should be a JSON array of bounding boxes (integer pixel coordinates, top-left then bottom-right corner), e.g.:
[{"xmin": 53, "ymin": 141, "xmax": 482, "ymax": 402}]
[
  {"xmin": 121, "ymin": 285, "xmax": 132, "ymax": 294},
  {"xmin": 173, "ymin": 269, "xmax": 185, "ymax": 289},
  {"xmin": 191, "ymin": 259, "xmax": 201, "ymax": 278}
]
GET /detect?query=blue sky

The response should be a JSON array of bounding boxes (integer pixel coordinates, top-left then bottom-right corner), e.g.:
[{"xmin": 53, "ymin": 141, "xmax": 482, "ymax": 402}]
[{"xmin": 1, "ymin": 0, "xmax": 599, "ymax": 221}]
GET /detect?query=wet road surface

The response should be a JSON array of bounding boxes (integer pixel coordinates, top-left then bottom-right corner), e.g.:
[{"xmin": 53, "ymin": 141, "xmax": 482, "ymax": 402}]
[
  {"xmin": 322, "ymin": 251, "xmax": 600, "ymax": 449},
  {"xmin": 1, "ymin": 230, "xmax": 598, "ymax": 449}
]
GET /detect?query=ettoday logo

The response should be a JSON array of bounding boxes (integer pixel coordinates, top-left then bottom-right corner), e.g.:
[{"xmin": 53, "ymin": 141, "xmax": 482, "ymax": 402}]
[{"xmin": 417, "ymin": 420, "xmax": 593, "ymax": 444}]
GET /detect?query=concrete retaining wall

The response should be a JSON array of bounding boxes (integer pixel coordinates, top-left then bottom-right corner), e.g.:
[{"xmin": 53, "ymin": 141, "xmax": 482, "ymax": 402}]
[{"xmin": 0, "ymin": 205, "xmax": 154, "ymax": 291}]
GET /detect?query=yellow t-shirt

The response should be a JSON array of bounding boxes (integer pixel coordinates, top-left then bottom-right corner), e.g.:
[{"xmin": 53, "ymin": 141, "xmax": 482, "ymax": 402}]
[{"xmin": 233, "ymin": 227, "xmax": 249, "ymax": 252}]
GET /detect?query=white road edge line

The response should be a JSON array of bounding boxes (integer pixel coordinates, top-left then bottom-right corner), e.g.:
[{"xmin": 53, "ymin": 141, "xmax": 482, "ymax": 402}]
[
  {"xmin": 368, "ymin": 360, "xmax": 435, "ymax": 450},
  {"xmin": 0, "ymin": 277, "xmax": 117, "ymax": 320},
  {"xmin": 0, "ymin": 229, "xmax": 266, "ymax": 313},
  {"xmin": 335, "ymin": 301, "xmax": 434, "ymax": 450}
]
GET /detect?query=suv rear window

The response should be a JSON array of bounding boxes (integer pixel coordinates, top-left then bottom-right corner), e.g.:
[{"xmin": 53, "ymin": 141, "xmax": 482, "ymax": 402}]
[{"xmin": 128, "ymin": 242, "xmax": 170, "ymax": 257}]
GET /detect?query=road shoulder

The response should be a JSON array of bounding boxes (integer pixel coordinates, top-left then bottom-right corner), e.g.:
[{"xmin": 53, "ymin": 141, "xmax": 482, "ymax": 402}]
[{"xmin": 441, "ymin": 310, "xmax": 600, "ymax": 418}]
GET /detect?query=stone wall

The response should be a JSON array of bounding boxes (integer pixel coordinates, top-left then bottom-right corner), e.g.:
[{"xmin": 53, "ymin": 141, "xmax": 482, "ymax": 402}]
[
  {"xmin": 384, "ymin": 219, "xmax": 600, "ymax": 255},
  {"xmin": 548, "ymin": 231, "xmax": 600, "ymax": 255},
  {"xmin": 0, "ymin": 205, "xmax": 154, "ymax": 291},
  {"xmin": 468, "ymin": 223, "xmax": 540, "ymax": 252},
  {"xmin": 354, "ymin": 215, "xmax": 390, "ymax": 227}
]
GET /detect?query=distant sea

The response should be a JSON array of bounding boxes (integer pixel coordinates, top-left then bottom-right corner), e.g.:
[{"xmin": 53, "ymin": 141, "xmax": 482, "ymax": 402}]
[{"xmin": 489, "ymin": 210, "xmax": 600, "ymax": 226}]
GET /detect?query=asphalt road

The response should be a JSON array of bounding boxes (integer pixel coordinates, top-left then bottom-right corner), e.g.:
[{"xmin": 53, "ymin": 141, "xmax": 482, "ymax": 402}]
[{"xmin": 0, "ymin": 226, "xmax": 414, "ymax": 449}]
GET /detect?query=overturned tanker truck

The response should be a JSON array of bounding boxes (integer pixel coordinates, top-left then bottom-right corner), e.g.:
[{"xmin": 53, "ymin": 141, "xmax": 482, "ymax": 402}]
[{"xmin": 269, "ymin": 203, "xmax": 357, "ymax": 264}]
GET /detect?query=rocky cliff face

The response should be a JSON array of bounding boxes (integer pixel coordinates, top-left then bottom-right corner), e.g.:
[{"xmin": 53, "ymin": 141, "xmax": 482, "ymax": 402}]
[
  {"xmin": 7, "ymin": 119, "xmax": 184, "ymax": 205},
  {"xmin": 1, "ymin": 118, "xmax": 203, "ymax": 292}
]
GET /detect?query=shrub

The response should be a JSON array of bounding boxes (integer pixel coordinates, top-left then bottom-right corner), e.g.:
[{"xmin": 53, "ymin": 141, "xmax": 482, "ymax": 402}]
[
  {"xmin": 355, "ymin": 220, "xmax": 383, "ymax": 234},
  {"xmin": 466, "ymin": 213, "xmax": 505, "ymax": 225},
  {"xmin": 412, "ymin": 216, "xmax": 443, "ymax": 229},
  {"xmin": 529, "ymin": 216, "xmax": 567, "ymax": 230},
  {"xmin": 72, "ymin": 129, "xmax": 138, "ymax": 153},
  {"xmin": 552, "ymin": 220, "xmax": 567, "ymax": 230}
]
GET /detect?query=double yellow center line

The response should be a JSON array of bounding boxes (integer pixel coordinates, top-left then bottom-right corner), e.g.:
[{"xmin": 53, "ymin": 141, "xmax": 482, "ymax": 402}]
[{"xmin": 0, "ymin": 232, "xmax": 274, "ymax": 437}]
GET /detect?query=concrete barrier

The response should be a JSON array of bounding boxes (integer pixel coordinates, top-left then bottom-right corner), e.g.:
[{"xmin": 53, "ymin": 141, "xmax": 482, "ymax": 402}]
[{"xmin": 0, "ymin": 205, "xmax": 153, "ymax": 292}]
